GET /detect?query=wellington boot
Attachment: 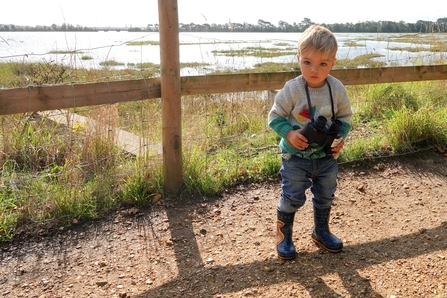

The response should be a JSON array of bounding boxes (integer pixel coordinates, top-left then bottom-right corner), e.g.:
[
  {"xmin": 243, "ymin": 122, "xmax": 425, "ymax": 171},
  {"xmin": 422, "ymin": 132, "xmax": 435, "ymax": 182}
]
[
  {"xmin": 311, "ymin": 206, "xmax": 343, "ymax": 252},
  {"xmin": 276, "ymin": 209, "xmax": 296, "ymax": 259}
]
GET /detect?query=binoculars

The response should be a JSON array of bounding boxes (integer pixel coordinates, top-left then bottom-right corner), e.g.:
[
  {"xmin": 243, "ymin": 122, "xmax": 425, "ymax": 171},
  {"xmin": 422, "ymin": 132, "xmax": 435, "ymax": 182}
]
[{"xmin": 301, "ymin": 116, "xmax": 344, "ymax": 154}]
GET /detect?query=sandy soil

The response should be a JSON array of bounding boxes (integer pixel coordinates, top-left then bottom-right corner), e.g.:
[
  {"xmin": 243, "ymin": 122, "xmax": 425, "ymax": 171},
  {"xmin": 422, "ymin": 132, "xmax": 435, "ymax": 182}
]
[{"xmin": 1, "ymin": 149, "xmax": 447, "ymax": 298}]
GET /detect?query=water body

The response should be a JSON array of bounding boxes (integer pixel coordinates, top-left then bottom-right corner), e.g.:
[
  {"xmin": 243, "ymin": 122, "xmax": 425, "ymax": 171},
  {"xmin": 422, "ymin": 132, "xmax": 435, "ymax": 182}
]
[{"xmin": 0, "ymin": 31, "xmax": 444, "ymax": 75}]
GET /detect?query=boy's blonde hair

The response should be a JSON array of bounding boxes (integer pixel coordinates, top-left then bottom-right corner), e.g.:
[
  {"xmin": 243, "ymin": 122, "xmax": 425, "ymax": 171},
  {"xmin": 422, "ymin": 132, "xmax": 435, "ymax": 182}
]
[{"xmin": 298, "ymin": 25, "xmax": 338, "ymax": 59}]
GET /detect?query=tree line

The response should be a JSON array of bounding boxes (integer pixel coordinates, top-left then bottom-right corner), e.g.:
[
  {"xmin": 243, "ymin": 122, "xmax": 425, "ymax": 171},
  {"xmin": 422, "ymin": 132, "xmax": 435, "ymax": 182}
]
[{"xmin": 1, "ymin": 18, "xmax": 447, "ymax": 33}]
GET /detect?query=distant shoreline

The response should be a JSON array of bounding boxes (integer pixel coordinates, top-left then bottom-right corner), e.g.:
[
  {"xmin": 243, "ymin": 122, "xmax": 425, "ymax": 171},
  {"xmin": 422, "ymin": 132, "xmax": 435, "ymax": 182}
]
[{"xmin": 1, "ymin": 17, "xmax": 447, "ymax": 33}]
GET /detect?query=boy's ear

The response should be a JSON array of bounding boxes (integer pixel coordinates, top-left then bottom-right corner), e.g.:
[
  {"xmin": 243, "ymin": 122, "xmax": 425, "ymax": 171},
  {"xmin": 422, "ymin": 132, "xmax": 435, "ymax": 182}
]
[{"xmin": 331, "ymin": 58, "xmax": 337, "ymax": 67}]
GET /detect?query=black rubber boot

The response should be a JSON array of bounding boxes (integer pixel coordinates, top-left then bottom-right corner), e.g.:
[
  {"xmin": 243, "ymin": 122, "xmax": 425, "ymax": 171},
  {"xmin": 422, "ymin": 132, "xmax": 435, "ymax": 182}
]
[
  {"xmin": 276, "ymin": 209, "xmax": 296, "ymax": 259},
  {"xmin": 311, "ymin": 206, "xmax": 343, "ymax": 252}
]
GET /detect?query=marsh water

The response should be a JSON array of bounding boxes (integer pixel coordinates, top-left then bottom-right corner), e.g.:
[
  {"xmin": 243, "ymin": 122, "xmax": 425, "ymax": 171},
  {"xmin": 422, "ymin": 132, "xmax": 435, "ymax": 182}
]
[{"xmin": 1, "ymin": 31, "xmax": 445, "ymax": 75}]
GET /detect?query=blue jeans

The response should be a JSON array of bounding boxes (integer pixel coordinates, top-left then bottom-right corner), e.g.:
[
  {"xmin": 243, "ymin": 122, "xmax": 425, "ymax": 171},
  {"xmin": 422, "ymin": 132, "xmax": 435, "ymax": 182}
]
[{"xmin": 278, "ymin": 153, "xmax": 338, "ymax": 213}]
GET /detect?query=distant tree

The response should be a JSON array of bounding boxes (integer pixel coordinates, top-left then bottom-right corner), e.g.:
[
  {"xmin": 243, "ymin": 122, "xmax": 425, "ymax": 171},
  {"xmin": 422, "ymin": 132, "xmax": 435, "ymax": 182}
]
[
  {"xmin": 397, "ymin": 21, "xmax": 410, "ymax": 33},
  {"xmin": 279, "ymin": 20, "xmax": 294, "ymax": 31},
  {"xmin": 415, "ymin": 20, "xmax": 430, "ymax": 32},
  {"xmin": 1, "ymin": 17, "xmax": 447, "ymax": 33},
  {"xmin": 147, "ymin": 24, "xmax": 159, "ymax": 31},
  {"xmin": 436, "ymin": 18, "xmax": 447, "ymax": 32},
  {"xmin": 257, "ymin": 19, "xmax": 274, "ymax": 31},
  {"xmin": 202, "ymin": 23, "xmax": 212, "ymax": 32},
  {"xmin": 298, "ymin": 18, "xmax": 314, "ymax": 31}
]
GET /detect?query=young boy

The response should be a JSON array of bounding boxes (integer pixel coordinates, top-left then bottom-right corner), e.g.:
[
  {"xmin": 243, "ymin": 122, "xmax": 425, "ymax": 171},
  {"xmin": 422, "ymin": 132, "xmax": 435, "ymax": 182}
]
[{"xmin": 268, "ymin": 25, "xmax": 352, "ymax": 259}]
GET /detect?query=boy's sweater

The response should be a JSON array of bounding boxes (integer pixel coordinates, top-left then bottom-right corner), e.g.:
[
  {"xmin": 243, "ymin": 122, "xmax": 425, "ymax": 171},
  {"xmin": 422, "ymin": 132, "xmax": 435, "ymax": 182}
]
[{"xmin": 268, "ymin": 74, "xmax": 352, "ymax": 159}]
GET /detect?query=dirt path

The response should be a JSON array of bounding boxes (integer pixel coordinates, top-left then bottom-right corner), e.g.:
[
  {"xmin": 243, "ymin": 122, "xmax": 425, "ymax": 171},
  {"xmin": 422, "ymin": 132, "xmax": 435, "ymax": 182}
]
[{"xmin": 1, "ymin": 150, "xmax": 447, "ymax": 298}]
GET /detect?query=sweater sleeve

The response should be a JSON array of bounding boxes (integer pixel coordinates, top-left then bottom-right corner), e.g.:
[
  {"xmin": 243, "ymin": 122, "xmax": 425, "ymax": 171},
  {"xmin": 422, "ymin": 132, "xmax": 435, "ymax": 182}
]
[
  {"xmin": 268, "ymin": 81, "xmax": 300, "ymax": 138},
  {"xmin": 268, "ymin": 117, "xmax": 293, "ymax": 139},
  {"xmin": 329, "ymin": 76, "xmax": 353, "ymax": 139},
  {"xmin": 338, "ymin": 91, "xmax": 353, "ymax": 140}
]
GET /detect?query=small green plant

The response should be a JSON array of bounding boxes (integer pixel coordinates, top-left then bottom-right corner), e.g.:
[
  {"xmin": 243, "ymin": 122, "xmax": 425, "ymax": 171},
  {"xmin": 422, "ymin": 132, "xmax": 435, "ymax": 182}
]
[
  {"xmin": 0, "ymin": 185, "xmax": 20, "ymax": 241},
  {"xmin": 100, "ymin": 60, "xmax": 125, "ymax": 67},
  {"xmin": 214, "ymin": 111, "xmax": 226, "ymax": 137},
  {"xmin": 336, "ymin": 53, "xmax": 386, "ymax": 69},
  {"xmin": 351, "ymin": 83, "xmax": 418, "ymax": 121},
  {"xmin": 344, "ymin": 80, "xmax": 447, "ymax": 161},
  {"xmin": 213, "ymin": 46, "xmax": 296, "ymax": 58},
  {"xmin": 133, "ymin": 62, "xmax": 158, "ymax": 69},
  {"xmin": 343, "ymin": 41, "xmax": 365, "ymax": 47},
  {"xmin": 251, "ymin": 62, "xmax": 298, "ymax": 72},
  {"xmin": 180, "ymin": 62, "xmax": 210, "ymax": 68},
  {"xmin": 126, "ymin": 40, "xmax": 159, "ymax": 46},
  {"xmin": 49, "ymin": 50, "xmax": 78, "ymax": 54},
  {"xmin": 121, "ymin": 174, "xmax": 156, "ymax": 206},
  {"xmin": 384, "ymin": 106, "xmax": 447, "ymax": 153}
]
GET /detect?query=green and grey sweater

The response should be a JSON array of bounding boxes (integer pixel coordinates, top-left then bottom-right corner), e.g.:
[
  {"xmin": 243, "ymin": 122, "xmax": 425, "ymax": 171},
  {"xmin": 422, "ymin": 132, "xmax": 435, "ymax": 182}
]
[{"xmin": 268, "ymin": 74, "xmax": 352, "ymax": 159}]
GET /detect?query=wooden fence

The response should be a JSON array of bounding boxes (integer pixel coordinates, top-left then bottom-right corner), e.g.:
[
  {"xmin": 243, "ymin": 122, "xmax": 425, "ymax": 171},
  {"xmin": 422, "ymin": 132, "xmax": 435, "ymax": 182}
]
[
  {"xmin": 1, "ymin": 0, "xmax": 447, "ymax": 193},
  {"xmin": 1, "ymin": 65, "xmax": 447, "ymax": 116},
  {"xmin": 1, "ymin": 65, "xmax": 447, "ymax": 192}
]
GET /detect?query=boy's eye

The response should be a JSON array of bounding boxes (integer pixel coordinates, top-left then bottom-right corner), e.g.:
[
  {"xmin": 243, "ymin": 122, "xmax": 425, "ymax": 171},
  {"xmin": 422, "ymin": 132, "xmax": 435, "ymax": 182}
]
[
  {"xmin": 303, "ymin": 61, "xmax": 311, "ymax": 65},
  {"xmin": 320, "ymin": 62, "xmax": 327, "ymax": 67}
]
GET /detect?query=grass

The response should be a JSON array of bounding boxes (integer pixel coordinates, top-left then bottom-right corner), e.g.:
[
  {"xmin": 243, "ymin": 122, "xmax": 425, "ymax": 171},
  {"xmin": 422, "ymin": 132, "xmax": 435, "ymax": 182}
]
[
  {"xmin": 387, "ymin": 46, "xmax": 442, "ymax": 53},
  {"xmin": 99, "ymin": 60, "xmax": 125, "ymax": 67},
  {"xmin": 212, "ymin": 46, "xmax": 297, "ymax": 58},
  {"xmin": 1, "ymin": 41, "xmax": 447, "ymax": 242},
  {"xmin": 49, "ymin": 50, "xmax": 80, "ymax": 55},
  {"xmin": 0, "ymin": 61, "xmax": 164, "ymax": 87},
  {"xmin": 126, "ymin": 40, "xmax": 159, "ymax": 46},
  {"xmin": 125, "ymin": 40, "xmax": 257, "ymax": 47},
  {"xmin": 343, "ymin": 41, "xmax": 366, "ymax": 47},
  {"xmin": 336, "ymin": 53, "xmax": 387, "ymax": 68},
  {"xmin": 342, "ymin": 81, "xmax": 447, "ymax": 160},
  {"xmin": 383, "ymin": 34, "xmax": 447, "ymax": 53}
]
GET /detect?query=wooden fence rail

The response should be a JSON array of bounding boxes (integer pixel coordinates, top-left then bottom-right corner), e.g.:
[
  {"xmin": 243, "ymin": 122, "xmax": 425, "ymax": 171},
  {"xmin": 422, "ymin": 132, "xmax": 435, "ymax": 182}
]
[{"xmin": 1, "ymin": 65, "xmax": 447, "ymax": 116}]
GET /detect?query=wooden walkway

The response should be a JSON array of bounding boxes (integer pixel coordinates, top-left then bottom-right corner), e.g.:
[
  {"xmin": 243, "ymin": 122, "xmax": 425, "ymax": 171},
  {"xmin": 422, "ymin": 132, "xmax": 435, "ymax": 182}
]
[{"xmin": 41, "ymin": 110, "xmax": 162, "ymax": 157}]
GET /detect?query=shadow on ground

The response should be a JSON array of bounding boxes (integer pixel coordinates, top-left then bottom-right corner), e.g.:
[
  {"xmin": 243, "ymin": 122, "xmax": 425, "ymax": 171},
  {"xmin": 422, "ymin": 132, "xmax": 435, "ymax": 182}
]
[{"xmin": 1, "ymin": 150, "xmax": 446, "ymax": 297}]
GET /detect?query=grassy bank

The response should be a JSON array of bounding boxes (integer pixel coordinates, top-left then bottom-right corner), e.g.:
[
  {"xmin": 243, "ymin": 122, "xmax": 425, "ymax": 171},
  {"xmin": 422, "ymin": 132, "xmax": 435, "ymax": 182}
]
[{"xmin": 1, "ymin": 62, "xmax": 447, "ymax": 242}]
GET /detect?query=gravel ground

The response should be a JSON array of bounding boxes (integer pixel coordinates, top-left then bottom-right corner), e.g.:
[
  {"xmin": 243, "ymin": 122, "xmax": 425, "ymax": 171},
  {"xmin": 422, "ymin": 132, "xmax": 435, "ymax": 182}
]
[{"xmin": 1, "ymin": 149, "xmax": 447, "ymax": 298}]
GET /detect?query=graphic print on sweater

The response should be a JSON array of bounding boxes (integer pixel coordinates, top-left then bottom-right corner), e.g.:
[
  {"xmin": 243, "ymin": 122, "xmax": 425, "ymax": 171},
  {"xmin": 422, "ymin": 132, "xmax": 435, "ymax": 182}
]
[{"xmin": 297, "ymin": 104, "xmax": 315, "ymax": 122}]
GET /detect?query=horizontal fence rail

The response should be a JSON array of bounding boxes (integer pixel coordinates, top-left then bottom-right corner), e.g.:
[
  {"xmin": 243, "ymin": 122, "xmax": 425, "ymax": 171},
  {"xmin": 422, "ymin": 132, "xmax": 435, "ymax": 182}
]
[{"xmin": 1, "ymin": 65, "xmax": 447, "ymax": 115}]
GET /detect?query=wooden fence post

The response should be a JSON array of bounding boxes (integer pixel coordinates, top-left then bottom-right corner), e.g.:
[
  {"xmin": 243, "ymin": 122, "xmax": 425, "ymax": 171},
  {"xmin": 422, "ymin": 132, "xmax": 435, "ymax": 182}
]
[{"xmin": 158, "ymin": 0, "xmax": 183, "ymax": 194}]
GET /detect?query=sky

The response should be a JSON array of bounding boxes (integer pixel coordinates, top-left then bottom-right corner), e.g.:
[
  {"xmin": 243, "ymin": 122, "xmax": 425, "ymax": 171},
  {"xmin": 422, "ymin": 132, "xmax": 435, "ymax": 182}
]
[{"xmin": 2, "ymin": 0, "xmax": 446, "ymax": 28}]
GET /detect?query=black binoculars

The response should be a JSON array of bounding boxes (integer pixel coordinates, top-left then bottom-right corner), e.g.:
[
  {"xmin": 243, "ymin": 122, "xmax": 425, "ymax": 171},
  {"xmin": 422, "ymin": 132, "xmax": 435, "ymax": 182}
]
[{"xmin": 301, "ymin": 116, "xmax": 344, "ymax": 154}]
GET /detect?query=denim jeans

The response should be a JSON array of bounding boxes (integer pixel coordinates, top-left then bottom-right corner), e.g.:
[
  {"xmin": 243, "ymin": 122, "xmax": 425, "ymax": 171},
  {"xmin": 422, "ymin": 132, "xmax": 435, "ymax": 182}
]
[{"xmin": 277, "ymin": 153, "xmax": 338, "ymax": 213}]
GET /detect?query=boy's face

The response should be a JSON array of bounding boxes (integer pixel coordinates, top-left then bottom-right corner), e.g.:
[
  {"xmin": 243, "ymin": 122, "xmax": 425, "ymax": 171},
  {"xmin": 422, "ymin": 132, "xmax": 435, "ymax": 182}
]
[{"xmin": 297, "ymin": 50, "xmax": 336, "ymax": 88}]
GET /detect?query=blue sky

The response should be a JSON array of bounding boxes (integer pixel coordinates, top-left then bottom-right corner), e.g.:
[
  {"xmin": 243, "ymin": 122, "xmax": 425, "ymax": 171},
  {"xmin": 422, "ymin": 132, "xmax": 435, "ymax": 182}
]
[{"xmin": 2, "ymin": 0, "xmax": 446, "ymax": 27}]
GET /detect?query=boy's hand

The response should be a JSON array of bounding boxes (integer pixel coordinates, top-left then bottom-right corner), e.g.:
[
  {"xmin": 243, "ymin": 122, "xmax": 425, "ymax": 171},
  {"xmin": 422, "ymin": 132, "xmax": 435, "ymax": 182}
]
[
  {"xmin": 286, "ymin": 129, "xmax": 309, "ymax": 151},
  {"xmin": 331, "ymin": 140, "xmax": 345, "ymax": 155}
]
